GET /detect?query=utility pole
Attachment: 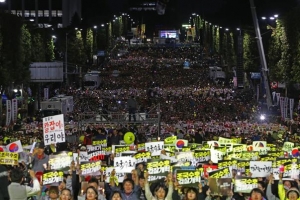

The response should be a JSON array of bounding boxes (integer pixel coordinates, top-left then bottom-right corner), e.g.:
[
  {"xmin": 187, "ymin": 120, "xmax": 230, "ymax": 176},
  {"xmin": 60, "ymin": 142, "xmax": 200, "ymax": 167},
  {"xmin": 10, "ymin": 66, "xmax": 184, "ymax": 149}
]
[{"xmin": 249, "ymin": 0, "xmax": 273, "ymax": 110}]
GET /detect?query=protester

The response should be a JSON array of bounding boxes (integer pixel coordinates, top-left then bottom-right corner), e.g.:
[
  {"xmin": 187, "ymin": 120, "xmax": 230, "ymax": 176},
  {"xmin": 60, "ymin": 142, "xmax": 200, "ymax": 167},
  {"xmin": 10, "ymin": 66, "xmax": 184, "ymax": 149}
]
[{"xmin": 8, "ymin": 169, "xmax": 41, "ymax": 199}]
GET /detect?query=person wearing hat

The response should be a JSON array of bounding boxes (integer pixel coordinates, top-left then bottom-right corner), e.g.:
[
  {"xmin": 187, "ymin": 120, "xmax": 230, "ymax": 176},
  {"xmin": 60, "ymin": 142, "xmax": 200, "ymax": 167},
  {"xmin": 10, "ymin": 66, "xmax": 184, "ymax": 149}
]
[
  {"xmin": 30, "ymin": 142, "xmax": 49, "ymax": 172},
  {"xmin": 278, "ymin": 173, "xmax": 300, "ymax": 200}
]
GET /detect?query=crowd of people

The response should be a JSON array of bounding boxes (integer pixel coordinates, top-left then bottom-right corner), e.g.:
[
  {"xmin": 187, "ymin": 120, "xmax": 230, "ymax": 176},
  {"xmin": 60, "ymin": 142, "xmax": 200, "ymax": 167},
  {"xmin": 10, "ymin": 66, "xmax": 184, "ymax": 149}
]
[{"xmin": 0, "ymin": 43, "xmax": 298, "ymax": 200}]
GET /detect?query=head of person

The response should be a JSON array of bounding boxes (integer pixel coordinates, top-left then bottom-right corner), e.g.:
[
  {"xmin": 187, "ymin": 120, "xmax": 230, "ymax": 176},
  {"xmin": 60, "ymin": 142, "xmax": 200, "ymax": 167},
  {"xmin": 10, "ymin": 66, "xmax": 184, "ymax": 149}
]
[
  {"xmin": 35, "ymin": 142, "xmax": 45, "ymax": 156},
  {"xmin": 85, "ymin": 186, "xmax": 98, "ymax": 200},
  {"xmin": 58, "ymin": 180, "xmax": 66, "ymax": 191},
  {"xmin": 122, "ymin": 178, "xmax": 134, "ymax": 194},
  {"xmin": 10, "ymin": 168, "xmax": 24, "ymax": 183},
  {"xmin": 154, "ymin": 183, "xmax": 168, "ymax": 200},
  {"xmin": 250, "ymin": 188, "xmax": 264, "ymax": 200},
  {"xmin": 138, "ymin": 176, "xmax": 145, "ymax": 188},
  {"xmin": 284, "ymin": 180, "xmax": 293, "ymax": 190},
  {"xmin": 287, "ymin": 187, "xmax": 300, "ymax": 200},
  {"xmin": 88, "ymin": 177, "xmax": 99, "ymax": 190},
  {"xmin": 257, "ymin": 181, "xmax": 266, "ymax": 192},
  {"xmin": 111, "ymin": 191, "xmax": 123, "ymax": 200},
  {"xmin": 60, "ymin": 188, "xmax": 72, "ymax": 200},
  {"xmin": 185, "ymin": 187, "xmax": 198, "ymax": 200},
  {"xmin": 48, "ymin": 186, "xmax": 59, "ymax": 200}
]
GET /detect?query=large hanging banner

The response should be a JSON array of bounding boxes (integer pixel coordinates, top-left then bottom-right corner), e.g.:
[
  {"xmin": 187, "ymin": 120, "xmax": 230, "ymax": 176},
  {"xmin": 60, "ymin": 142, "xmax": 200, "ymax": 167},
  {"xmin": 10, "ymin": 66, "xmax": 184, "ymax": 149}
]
[
  {"xmin": 6, "ymin": 100, "xmax": 11, "ymax": 126},
  {"xmin": 11, "ymin": 98, "xmax": 18, "ymax": 123},
  {"xmin": 43, "ymin": 114, "xmax": 65, "ymax": 145}
]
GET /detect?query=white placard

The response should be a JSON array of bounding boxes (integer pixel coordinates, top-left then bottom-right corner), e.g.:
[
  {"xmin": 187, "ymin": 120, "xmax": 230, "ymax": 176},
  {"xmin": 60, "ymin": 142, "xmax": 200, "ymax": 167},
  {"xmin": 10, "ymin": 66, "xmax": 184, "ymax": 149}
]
[
  {"xmin": 79, "ymin": 151, "xmax": 89, "ymax": 163},
  {"xmin": 43, "ymin": 114, "xmax": 65, "ymax": 145},
  {"xmin": 145, "ymin": 141, "xmax": 164, "ymax": 156},
  {"xmin": 210, "ymin": 149, "xmax": 223, "ymax": 163},
  {"xmin": 114, "ymin": 157, "xmax": 136, "ymax": 173},
  {"xmin": 250, "ymin": 161, "xmax": 272, "ymax": 177}
]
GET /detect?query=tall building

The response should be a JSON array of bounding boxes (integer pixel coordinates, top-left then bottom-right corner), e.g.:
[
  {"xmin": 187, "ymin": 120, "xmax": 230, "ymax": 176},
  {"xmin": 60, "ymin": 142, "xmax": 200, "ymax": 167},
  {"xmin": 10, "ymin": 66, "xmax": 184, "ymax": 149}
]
[{"xmin": 0, "ymin": 0, "xmax": 81, "ymax": 28}]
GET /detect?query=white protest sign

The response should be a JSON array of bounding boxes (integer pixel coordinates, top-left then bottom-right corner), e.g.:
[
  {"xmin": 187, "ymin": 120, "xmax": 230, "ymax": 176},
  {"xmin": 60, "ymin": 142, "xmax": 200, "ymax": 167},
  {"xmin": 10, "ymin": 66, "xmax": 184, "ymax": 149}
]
[
  {"xmin": 80, "ymin": 161, "xmax": 101, "ymax": 176},
  {"xmin": 210, "ymin": 149, "xmax": 223, "ymax": 163},
  {"xmin": 145, "ymin": 141, "xmax": 164, "ymax": 156},
  {"xmin": 283, "ymin": 142, "xmax": 294, "ymax": 152},
  {"xmin": 43, "ymin": 114, "xmax": 65, "ymax": 145},
  {"xmin": 160, "ymin": 154, "xmax": 177, "ymax": 163},
  {"xmin": 114, "ymin": 157, "xmax": 136, "ymax": 173},
  {"xmin": 249, "ymin": 161, "xmax": 272, "ymax": 177},
  {"xmin": 207, "ymin": 141, "xmax": 220, "ymax": 148},
  {"xmin": 79, "ymin": 151, "xmax": 89, "ymax": 163}
]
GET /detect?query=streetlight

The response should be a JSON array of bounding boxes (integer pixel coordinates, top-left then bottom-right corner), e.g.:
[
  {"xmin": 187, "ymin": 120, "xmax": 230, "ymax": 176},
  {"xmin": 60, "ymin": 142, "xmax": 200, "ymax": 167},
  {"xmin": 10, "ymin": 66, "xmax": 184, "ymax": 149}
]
[
  {"xmin": 94, "ymin": 25, "xmax": 97, "ymax": 29},
  {"xmin": 0, "ymin": 0, "xmax": 6, "ymax": 2}
]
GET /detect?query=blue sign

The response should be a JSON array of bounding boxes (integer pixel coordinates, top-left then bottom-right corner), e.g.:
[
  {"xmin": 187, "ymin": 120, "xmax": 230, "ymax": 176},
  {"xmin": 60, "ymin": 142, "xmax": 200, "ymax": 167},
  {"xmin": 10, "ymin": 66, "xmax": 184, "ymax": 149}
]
[
  {"xmin": 1, "ymin": 94, "xmax": 8, "ymax": 104},
  {"xmin": 250, "ymin": 72, "xmax": 261, "ymax": 79}
]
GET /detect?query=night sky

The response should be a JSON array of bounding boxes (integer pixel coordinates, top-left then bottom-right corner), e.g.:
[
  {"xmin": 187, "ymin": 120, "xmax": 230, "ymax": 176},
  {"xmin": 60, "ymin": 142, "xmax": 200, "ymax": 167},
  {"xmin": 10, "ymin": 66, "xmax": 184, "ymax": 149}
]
[{"xmin": 81, "ymin": 0, "xmax": 298, "ymax": 31}]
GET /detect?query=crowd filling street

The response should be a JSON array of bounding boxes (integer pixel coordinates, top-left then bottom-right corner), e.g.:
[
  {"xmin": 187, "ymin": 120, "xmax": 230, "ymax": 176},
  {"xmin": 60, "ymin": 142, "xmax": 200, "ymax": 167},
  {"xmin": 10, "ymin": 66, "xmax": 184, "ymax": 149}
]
[{"xmin": 0, "ymin": 44, "xmax": 300, "ymax": 200}]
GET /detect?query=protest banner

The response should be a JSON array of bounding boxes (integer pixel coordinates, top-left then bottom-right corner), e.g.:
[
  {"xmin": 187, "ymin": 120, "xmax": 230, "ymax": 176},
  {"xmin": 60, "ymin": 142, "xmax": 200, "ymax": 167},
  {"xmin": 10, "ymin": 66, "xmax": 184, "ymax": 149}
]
[
  {"xmin": 193, "ymin": 150, "xmax": 211, "ymax": 163},
  {"xmin": 250, "ymin": 161, "xmax": 272, "ymax": 177},
  {"xmin": 79, "ymin": 151, "xmax": 89, "ymax": 163},
  {"xmin": 81, "ymin": 161, "xmax": 101, "ymax": 176},
  {"xmin": 105, "ymin": 167, "xmax": 126, "ymax": 183},
  {"xmin": 176, "ymin": 152, "xmax": 194, "ymax": 163},
  {"xmin": 146, "ymin": 159, "xmax": 171, "ymax": 182},
  {"xmin": 160, "ymin": 154, "xmax": 177, "ymax": 163},
  {"xmin": 273, "ymin": 162, "xmax": 299, "ymax": 179},
  {"xmin": 137, "ymin": 143, "xmax": 145, "ymax": 151},
  {"xmin": 43, "ymin": 114, "xmax": 65, "ymax": 145},
  {"xmin": 114, "ymin": 157, "xmax": 136, "ymax": 173},
  {"xmin": 42, "ymin": 170, "xmax": 64, "ymax": 185},
  {"xmin": 208, "ymin": 178, "xmax": 232, "ymax": 196},
  {"xmin": 92, "ymin": 139, "xmax": 107, "ymax": 147},
  {"xmin": 0, "ymin": 152, "xmax": 18, "ymax": 165},
  {"xmin": 145, "ymin": 141, "xmax": 164, "ymax": 156},
  {"xmin": 234, "ymin": 177, "xmax": 258, "ymax": 193},
  {"xmin": 208, "ymin": 167, "xmax": 231, "ymax": 178},
  {"xmin": 210, "ymin": 149, "xmax": 223, "ymax": 163},
  {"xmin": 113, "ymin": 145, "xmax": 131, "ymax": 157},
  {"xmin": 49, "ymin": 151, "xmax": 73, "ymax": 170},
  {"xmin": 176, "ymin": 169, "xmax": 201, "ymax": 187},
  {"xmin": 283, "ymin": 142, "xmax": 294, "ymax": 152},
  {"xmin": 218, "ymin": 160, "xmax": 238, "ymax": 169},
  {"xmin": 203, "ymin": 164, "xmax": 218, "ymax": 178},
  {"xmin": 87, "ymin": 145, "xmax": 105, "ymax": 161},
  {"xmin": 134, "ymin": 151, "xmax": 152, "ymax": 164}
]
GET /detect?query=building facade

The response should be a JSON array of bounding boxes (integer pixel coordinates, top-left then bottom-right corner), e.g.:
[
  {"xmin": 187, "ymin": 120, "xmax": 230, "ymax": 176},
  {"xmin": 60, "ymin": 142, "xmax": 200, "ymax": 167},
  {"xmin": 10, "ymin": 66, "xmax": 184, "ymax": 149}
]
[{"xmin": 0, "ymin": 0, "xmax": 81, "ymax": 28}]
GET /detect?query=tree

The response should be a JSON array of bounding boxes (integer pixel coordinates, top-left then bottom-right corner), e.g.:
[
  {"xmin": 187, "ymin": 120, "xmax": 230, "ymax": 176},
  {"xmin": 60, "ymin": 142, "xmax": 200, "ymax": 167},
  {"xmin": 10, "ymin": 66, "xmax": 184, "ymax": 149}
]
[
  {"xmin": 31, "ymin": 31, "xmax": 46, "ymax": 62},
  {"xmin": 243, "ymin": 32, "xmax": 259, "ymax": 73}
]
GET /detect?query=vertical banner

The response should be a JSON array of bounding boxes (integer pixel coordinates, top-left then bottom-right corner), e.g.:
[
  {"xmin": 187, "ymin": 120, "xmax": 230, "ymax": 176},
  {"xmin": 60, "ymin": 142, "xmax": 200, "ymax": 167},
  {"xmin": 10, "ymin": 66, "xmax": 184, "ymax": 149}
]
[
  {"xmin": 6, "ymin": 100, "xmax": 11, "ymax": 126},
  {"xmin": 284, "ymin": 97, "xmax": 289, "ymax": 119},
  {"xmin": 289, "ymin": 98, "xmax": 294, "ymax": 119},
  {"xmin": 272, "ymin": 92, "xmax": 276, "ymax": 103},
  {"xmin": 43, "ymin": 114, "xmax": 65, "ymax": 145},
  {"xmin": 280, "ymin": 97, "xmax": 284, "ymax": 119},
  {"xmin": 276, "ymin": 93, "xmax": 281, "ymax": 106},
  {"xmin": 44, "ymin": 88, "xmax": 49, "ymax": 100},
  {"xmin": 11, "ymin": 99, "xmax": 18, "ymax": 123},
  {"xmin": 256, "ymin": 84, "xmax": 259, "ymax": 102}
]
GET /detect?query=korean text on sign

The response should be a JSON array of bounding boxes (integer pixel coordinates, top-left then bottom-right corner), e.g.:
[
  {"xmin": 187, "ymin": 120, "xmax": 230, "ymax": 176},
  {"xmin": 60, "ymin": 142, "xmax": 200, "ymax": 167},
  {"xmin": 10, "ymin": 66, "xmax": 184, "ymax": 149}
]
[{"xmin": 43, "ymin": 114, "xmax": 65, "ymax": 145}]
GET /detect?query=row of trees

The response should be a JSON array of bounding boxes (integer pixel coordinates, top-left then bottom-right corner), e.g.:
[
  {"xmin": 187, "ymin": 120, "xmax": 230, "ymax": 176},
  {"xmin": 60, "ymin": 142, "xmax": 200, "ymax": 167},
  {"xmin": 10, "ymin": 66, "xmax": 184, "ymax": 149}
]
[
  {"xmin": 0, "ymin": 12, "xmax": 129, "ymax": 89},
  {"xmin": 192, "ymin": 5, "xmax": 300, "ymax": 90}
]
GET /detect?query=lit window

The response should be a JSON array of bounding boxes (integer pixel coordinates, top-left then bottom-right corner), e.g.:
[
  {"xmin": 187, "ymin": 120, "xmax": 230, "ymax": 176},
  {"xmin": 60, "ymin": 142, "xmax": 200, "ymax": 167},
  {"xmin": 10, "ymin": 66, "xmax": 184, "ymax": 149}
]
[
  {"xmin": 38, "ymin": 10, "xmax": 43, "ymax": 17},
  {"xmin": 44, "ymin": 10, "xmax": 49, "ymax": 17},
  {"xmin": 52, "ymin": 10, "xmax": 56, "ymax": 17},
  {"xmin": 57, "ymin": 10, "xmax": 62, "ymax": 17},
  {"xmin": 24, "ymin": 10, "xmax": 30, "ymax": 17}
]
